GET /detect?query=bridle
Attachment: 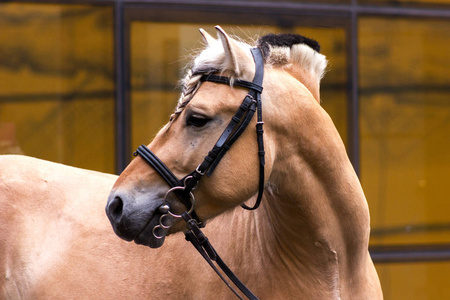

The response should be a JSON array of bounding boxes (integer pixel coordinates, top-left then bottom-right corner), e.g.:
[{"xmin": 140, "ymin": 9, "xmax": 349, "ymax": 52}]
[{"xmin": 133, "ymin": 47, "xmax": 265, "ymax": 300}]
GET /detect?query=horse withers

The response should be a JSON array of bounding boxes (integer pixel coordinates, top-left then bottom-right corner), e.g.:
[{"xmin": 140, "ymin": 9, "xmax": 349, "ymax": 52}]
[{"xmin": 0, "ymin": 27, "xmax": 382, "ymax": 299}]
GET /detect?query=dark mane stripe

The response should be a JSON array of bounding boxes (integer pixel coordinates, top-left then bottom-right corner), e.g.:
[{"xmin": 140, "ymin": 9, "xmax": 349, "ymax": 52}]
[{"xmin": 257, "ymin": 33, "xmax": 321, "ymax": 60}]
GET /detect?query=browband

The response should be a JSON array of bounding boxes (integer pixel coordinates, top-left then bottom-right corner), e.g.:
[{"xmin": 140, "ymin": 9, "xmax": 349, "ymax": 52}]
[{"xmin": 200, "ymin": 75, "xmax": 263, "ymax": 93}]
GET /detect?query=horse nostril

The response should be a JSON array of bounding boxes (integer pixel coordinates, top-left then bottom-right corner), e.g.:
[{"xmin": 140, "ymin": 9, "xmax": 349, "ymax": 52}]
[{"xmin": 108, "ymin": 196, "xmax": 124, "ymax": 221}]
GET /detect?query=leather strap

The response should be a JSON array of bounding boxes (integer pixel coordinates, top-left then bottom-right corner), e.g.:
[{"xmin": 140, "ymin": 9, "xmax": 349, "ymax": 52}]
[
  {"xmin": 200, "ymin": 75, "xmax": 263, "ymax": 93},
  {"xmin": 195, "ymin": 94, "xmax": 257, "ymax": 177},
  {"xmin": 134, "ymin": 146, "xmax": 203, "ymax": 225},
  {"xmin": 183, "ymin": 212, "xmax": 260, "ymax": 300},
  {"xmin": 134, "ymin": 146, "xmax": 181, "ymax": 188},
  {"xmin": 241, "ymin": 47, "xmax": 265, "ymax": 210}
]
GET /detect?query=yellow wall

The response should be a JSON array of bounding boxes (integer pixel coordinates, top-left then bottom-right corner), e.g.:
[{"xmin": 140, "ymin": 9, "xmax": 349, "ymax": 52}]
[
  {"xmin": 1, "ymin": 3, "xmax": 450, "ymax": 299},
  {"xmin": 359, "ymin": 17, "xmax": 450, "ymax": 300},
  {"xmin": 376, "ymin": 262, "xmax": 450, "ymax": 299},
  {"xmin": 0, "ymin": 4, "xmax": 115, "ymax": 173},
  {"xmin": 360, "ymin": 17, "xmax": 450, "ymax": 246}
]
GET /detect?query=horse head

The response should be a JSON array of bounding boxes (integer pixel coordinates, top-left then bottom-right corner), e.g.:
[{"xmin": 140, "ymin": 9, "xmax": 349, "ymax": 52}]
[{"xmin": 105, "ymin": 26, "xmax": 327, "ymax": 249}]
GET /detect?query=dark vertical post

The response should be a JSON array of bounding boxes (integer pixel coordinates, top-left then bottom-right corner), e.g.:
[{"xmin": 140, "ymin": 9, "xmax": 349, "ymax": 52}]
[
  {"xmin": 114, "ymin": 1, "xmax": 130, "ymax": 174},
  {"xmin": 347, "ymin": 1, "xmax": 360, "ymax": 177}
]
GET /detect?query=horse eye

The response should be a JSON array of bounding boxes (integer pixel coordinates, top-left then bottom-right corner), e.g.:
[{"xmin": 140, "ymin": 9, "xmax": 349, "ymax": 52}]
[{"xmin": 186, "ymin": 114, "xmax": 211, "ymax": 128}]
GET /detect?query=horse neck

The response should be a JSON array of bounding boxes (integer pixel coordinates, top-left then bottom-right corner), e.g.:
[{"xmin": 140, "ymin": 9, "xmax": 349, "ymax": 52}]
[
  {"xmin": 241, "ymin": 75, "xmax": 371, "ymax": 289},
  {"xmin": 285, "ymin": 64, "xmax": 322, "ymax": 103}
]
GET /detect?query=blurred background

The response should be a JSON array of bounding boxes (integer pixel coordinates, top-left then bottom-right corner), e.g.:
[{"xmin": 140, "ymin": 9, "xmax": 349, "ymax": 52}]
[{"xmin": 0, "ymin": 1, "xmax": 449, "ymax": 298}]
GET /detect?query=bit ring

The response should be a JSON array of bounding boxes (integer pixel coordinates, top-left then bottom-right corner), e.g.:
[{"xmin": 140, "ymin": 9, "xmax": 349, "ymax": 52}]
[
  {"xmin": 163, "ymin": 186, "xmax": 195, "ymax": 218},
  {"xmin": 152, "ymin": 225, "xmax": 165, "ymax": 239}
]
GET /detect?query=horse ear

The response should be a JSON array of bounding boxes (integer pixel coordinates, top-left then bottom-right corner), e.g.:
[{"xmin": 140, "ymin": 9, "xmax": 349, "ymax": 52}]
[
  {"xmin": 215, "ymin": 25, "xmax": 254, "ymax": 78},
  {"xmin": 199, "ymin": 28, "xmax": 216, "ymax": 46}
]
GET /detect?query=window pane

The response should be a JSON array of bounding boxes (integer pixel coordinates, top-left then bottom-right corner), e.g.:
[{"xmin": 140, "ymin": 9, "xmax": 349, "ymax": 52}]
[
  {"xmin": 376, "ymin": 262, "xmax": 450, "ymax": 299},
  {"xmin": 0, "ymin": 4, "xmax": 115, "ymax": 173},
  {"xmin": 130, "ymin": 23, "xmax": 347, "ymax": 152},
  {"xmin": 360, "ymin": 0, "xmax": 450, "ymax": 6},
  {"xmin": 224, "ymin": 0, "xmax": 350, "ymax": 3},
  {"xmin": 359, "ymin": 17, "xmax": 450, "ymax": 245}
]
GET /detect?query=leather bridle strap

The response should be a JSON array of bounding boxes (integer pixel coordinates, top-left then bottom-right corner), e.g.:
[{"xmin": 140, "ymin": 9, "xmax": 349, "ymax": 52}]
[
  {"xmin": 191, "ymin": 47, "xmax": 265, "ymax": 210},
  {"xmin": 244, "ymin": 47, "xmax": 265, "ymax": 210},
  {"xmin": 183, "ymin": 212, "xmax": 260, "ymax": 300},
  {"xmin": 134, "ymin": 146, "xmax": 181, "ymax": 188},
  {"xmin": 134, "ymin": 145, "xmax": 203, "ymax": 223}
]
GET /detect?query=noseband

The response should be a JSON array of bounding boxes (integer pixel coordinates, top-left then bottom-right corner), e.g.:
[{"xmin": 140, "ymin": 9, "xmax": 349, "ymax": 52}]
[{"xmin": 133, "ymin": 47, "xmax": 264, "ymax": 300}]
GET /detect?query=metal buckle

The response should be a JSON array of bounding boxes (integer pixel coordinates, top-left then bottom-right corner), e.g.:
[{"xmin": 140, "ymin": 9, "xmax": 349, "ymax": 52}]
[{"xmin": 195, "ymin": 164, "xmax": 206, "ymax": 176}]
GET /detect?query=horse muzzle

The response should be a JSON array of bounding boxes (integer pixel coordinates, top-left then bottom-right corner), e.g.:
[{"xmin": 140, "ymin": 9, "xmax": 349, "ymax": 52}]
[{"xmin": 105, "ymin": 189, "xmax": 167, "ymax": 248}]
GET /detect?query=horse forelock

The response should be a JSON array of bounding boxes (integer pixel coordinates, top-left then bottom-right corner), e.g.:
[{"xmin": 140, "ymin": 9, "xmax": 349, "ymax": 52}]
[{"xmin": 172, "ymin": 36, "xmax": 253, "ymax": 119}]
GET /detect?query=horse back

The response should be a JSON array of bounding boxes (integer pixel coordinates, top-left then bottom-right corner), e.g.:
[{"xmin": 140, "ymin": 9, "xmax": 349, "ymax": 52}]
[{"xmin": 0, "ymin": 155, "xmax": 119, "ymax": 299}]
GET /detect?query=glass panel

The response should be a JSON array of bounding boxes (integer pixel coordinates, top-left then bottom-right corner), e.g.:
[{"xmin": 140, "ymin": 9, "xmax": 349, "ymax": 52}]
[
  {"xmin": 360, "ymin": 17, "xmax": 450, "ymax": 245},
  {"xmin": 130, "ymin": 23, "xmax": 347, "ymax": 152},
  {"xmin": 0, "ymin": 4, "xmax": 115, "ymax": 173},
  {"xmin": 360, "ymin": 0, "xmax": 450, "ymax": 6},
  {"xmin": 376, "ymin": 262, "xmax": 450, "ymax": 299},
  {"xmin": 224, "ymin": 0, "xmax": 350, "ymax": 3}
]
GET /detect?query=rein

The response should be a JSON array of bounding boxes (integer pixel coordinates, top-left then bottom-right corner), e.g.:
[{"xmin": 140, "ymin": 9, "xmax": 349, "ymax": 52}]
[{"xmin": 133, "ymin": 47, "xmax": 265, "ymax": 300}]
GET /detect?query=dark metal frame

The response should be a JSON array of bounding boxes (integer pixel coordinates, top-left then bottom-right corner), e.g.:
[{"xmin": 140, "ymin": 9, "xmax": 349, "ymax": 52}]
[{"xmin": 6, "ymin": 0, "xmax": 450, "ymax": 263}]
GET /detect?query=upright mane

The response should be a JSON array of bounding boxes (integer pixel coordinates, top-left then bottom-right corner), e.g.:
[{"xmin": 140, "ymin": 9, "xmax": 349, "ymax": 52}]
[
  {"xmin": 171, "ymin": 29, "xmax": 327, "ymax": 119},
  {"xmin": 257, "ymin": 33, "xmax": 328, "ymax": 81}
]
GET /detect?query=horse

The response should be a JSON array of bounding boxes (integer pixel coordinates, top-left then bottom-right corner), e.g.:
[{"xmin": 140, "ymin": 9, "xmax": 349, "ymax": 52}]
[
  {"xmin": 106, "ymin": 26, "xmax": 382, "ymax": 298},
  {"xmin": 0, "ymin": 26, "xmax": 382, "ymax": 299}
]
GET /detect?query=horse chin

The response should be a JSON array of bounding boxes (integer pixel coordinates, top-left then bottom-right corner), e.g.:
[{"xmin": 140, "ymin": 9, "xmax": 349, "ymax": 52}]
[
  {"xmin": 133, "ymin": 214, "xmax": 167, "ymax": 248},
  {"xmin": 135, "ymin": 235, "xmax": 165, "ymax": 248}
]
